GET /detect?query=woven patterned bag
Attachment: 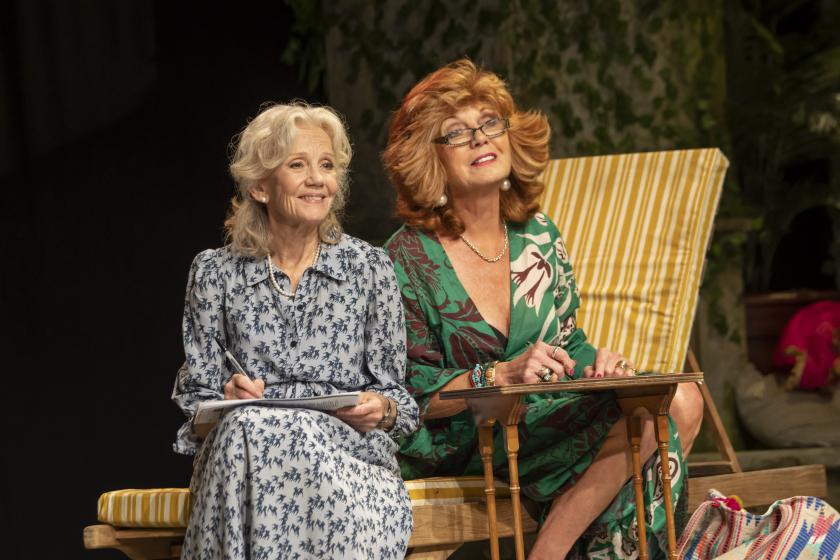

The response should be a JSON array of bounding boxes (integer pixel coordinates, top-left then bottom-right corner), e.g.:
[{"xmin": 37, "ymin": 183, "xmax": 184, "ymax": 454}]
[{"xmin": 678, "ymin": 489, "xmax": 840, "ymax": 559}]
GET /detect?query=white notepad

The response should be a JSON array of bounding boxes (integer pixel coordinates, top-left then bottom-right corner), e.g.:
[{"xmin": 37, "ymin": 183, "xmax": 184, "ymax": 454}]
[{"xmin": 193, "ymin": 392, "xmax": 361, "ymax": 426}]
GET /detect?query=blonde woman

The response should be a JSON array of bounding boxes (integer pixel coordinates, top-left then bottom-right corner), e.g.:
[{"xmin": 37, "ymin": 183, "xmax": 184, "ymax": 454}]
[
  {"xmin": 383, "ymin": 61, "xmax": 703, "ymax": 559},
  {"xmin": 172, "ymin": 103, "xmax": 418, "ymax": 559}
]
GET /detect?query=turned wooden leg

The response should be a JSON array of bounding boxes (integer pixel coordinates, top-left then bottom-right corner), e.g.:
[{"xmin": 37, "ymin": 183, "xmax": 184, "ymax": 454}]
[
  {"xmin": 654, "ymin": 414, "xmax": 677, "ymax": 559},
  {"xmin": 478, "ymin": 422, "xmax": 500, "ymax": 560},
  {"xmin": 627, "ymin": 414, "xmax": 648, "ymax": 560},
  {"xmin": 503, "ymin": 423, "xmax": 525, "ymax": 560}
]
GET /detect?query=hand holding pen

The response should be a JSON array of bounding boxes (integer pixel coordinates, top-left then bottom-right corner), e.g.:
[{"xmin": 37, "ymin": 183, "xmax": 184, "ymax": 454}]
[{"xmin": 213, "ymin": 336, "xmax": 264, "ymax": 400}]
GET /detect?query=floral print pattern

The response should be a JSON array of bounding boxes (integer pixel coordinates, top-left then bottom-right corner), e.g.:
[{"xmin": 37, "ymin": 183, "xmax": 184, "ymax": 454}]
[
  {"xmin": 385, "ymin": 214, "xmax": 686, "ymax": 559},
  {"xmin": 171, "ymin": 235, "xmax": 419, "ymax": 559}
]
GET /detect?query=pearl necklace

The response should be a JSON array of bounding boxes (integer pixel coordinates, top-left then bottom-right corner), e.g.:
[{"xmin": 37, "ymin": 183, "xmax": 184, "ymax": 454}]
[
  {"xmin": 266, "ymin": 243, "xmax": 322, "ymax": 298},
  {"xmin": 460, "ymin": 223, "xmax": 508, "ymax": 263}
]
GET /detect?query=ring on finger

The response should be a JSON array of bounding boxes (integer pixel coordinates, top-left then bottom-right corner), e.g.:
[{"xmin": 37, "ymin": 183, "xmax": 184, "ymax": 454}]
[
  {"xmin": 538, "ymin": 366, "xmax": 553, "ymax": 382},
  {"xmin": 551, "ymin": 345, "xmax": 561, "ymax": 360},
  {"xmin": 616, "ymin": 359, "xmax": 629, "ymax": 370}
]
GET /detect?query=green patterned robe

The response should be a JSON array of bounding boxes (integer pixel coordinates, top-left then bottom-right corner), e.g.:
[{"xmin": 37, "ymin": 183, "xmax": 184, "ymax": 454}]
[{"xmin": 385, "ymin": 213, "xmax": 686, "ymax": 559}]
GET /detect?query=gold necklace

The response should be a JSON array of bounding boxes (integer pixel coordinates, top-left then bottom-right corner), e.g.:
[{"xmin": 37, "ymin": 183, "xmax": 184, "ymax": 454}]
[{"xmin": 459, "ymin": 223, "xmax": 508, "ymax": 263}]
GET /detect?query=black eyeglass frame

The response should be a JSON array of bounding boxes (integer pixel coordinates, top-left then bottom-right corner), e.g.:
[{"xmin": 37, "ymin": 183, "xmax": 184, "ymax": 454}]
[{"xmin": 432, "ymin": 118, "xmax": 511, "ymax": 146}]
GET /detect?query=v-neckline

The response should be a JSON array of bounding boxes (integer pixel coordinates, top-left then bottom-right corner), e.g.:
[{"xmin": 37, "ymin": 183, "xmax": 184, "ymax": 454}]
[{"xmin": 424, "ymin": 228, "xmax": 516, "ymax": 356}]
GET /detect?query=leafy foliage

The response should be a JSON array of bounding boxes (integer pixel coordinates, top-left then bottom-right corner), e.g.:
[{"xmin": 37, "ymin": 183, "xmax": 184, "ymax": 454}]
[
  {"xmin": 284, "ymin": 0, "xmax": 840, "ymax": 332},
  {"xmin": 284, "ymin": 0, "xmax": 724, "ymax": 155},
  {"xmin": 722, "ymin": 0, "xmax": 840, "ymax": 293}
]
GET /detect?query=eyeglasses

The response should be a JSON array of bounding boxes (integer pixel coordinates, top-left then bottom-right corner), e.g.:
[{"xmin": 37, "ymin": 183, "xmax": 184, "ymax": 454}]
[{"xmin": 432, "ymin": 117, "xmax": 510, "ymax": 147}]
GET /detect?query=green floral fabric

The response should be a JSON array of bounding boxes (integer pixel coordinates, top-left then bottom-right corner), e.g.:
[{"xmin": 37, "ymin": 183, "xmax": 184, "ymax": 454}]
[{"xmin": 385, "ymin": 214, "xmax": 686, "ymax": 559}]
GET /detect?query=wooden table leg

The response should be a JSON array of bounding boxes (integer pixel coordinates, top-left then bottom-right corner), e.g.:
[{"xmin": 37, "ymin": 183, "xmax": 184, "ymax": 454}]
[
  {"xmin": 503, "ymin": 423, "xmax": 525, "ymax": 560},
  {"xmin": 478, "ymin": 422, "xmax": 500, "ymax": 560},
  {"xmin": 466, "ymin": 394, "xmax": 525, "ymax": 560},
  {"xmin": 654, "ymin": 413, "xmax": 677, "ymax": 559},
  {"xmin": 627, "ymin": 414, "xmax": 648, "ymax": 560},
  {"xmin": 446, "ymin": 377, "xmax": 691, "ymax": 560}
]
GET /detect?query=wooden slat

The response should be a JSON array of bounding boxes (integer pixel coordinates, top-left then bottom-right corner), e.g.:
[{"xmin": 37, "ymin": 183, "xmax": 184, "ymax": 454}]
[
  {"xmin": 408, "ymin": 502, "xmax": 538, "ymax": 547},
  {"xmin": 687, "ymin": 464, "xmax": 827, "ymax": 512},
  {"xmin": 84, "ymin": 525, "xmax": 184, "ymax": 560},
  {"xmin": 84, "ymin": 525, "xmax": 121, "ymax": 549},
  {"xmin": 85, "ymin": 525, "xmax": 186, "ymax": 549},
  {"xmin": 405, "ymin": 544, "xmax": 463, "ymax": 560},
  {"xmin": 689, "ymin": 460, "xmax": 740, "ymax": 477}
]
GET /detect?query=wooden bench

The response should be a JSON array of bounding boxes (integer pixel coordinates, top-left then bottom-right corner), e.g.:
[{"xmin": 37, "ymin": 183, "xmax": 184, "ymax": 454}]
[
  {"xmin": 83, "ymin": 496, "xmax": 538, "ymax": 560},
  {"xmin": 83, "ymin": 464, "xmax": 827, "ymax": 559}
]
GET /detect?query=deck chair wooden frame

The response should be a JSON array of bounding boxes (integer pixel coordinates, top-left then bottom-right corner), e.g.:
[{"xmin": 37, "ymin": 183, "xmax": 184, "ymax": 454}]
[
  {"xmin": 541, "ymin": 148, "xmax": 824, "ymax": 486},
  {"xmin": 83, "ymin": 148, "xmax": 826, "ymax": 560}
]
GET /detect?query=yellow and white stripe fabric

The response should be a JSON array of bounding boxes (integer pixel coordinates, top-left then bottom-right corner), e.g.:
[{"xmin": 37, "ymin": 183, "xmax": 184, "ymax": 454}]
[
  {"xmin": 97, "ymin": 488, "xmax": 191, "ymax": 528},
  {"xmin": 405, "ymin": 476, "xmax": 511, "ymax": 506},
  {"xmin": 539, "ymin": 148, "xmax": 728, "ymax": 374}
]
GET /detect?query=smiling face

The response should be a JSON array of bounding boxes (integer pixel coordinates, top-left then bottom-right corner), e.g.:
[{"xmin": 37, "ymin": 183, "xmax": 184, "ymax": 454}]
[
  {"xmin": 436, "ymin": 104, "xmax": 512, "ymax": 197},
  {"xmin": 250, "ymin": 123, "xmax": 338, "ymax": 231}
]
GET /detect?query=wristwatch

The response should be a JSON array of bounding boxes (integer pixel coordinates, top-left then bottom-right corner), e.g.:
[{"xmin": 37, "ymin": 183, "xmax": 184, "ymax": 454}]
[
  {"xmin": 485, "ymin": 361, "xmax": 499, "ymax": 387},
  {"xmin": 376, "ymin": 396, "xmax": 397, "ymax": 431}
]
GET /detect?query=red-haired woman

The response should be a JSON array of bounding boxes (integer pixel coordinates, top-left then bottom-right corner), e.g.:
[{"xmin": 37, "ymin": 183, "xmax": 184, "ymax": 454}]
[{"xmin": 383, "ymin": 60, "xmax": 704, "ymax": 559}]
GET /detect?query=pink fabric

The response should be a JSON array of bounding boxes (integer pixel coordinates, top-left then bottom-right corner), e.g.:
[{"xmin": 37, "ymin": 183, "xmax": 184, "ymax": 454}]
[{"xmin": 773, "ymin": 300, "xmax": 840, "ymax": 389}]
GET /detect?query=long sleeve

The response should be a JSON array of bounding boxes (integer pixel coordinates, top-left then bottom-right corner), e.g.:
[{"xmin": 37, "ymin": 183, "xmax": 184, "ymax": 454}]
[
  {"xmin": 171, "ymin": 249, "xmax": 226, "ymax": 455},
  {"xmin": 363, "ymin": 248, "xmax": 419, "ymax": 439},
  {"xmin": 398, "ymin": 266, "xmax": 469, "ymax": 420},
  {"xmin": 388, "ymin": 231, "xmax": 482, "ymax": 425}
]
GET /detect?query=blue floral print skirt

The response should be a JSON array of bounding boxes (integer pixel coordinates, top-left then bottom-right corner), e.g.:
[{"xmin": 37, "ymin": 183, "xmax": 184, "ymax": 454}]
[{"xmin": 181, "ymin": 406, "xmax": 412, "ymax": 559}]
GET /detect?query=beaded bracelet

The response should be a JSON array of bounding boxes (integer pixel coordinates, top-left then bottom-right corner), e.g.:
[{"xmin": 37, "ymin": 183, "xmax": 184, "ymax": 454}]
[{"xmin": 469, "ymin": 363, "xmax": 487, "ymax": 388}]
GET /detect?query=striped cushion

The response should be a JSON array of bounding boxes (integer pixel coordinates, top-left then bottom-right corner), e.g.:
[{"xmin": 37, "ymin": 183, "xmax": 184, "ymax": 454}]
[
  {"xmin": 97, "ymin": 488, "xmax": 191, "ymax": 528},
  {"xmin": 539, "ymin": 148, "xmax": 727, "ymax": 373},
  {"xmin": 97, "ymin": 478, "xmax": 509, "ymax": 527},
  {"xmin": 405, "ymin": 476, "xmax": 510, "ymax": 505}
]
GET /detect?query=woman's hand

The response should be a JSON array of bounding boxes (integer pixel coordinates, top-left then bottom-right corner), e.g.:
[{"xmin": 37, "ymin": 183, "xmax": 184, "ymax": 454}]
[
  {"xmin": 223, "ymin": 374, "xmax": 265, "ymax": 400},
  {"xmin": 495, "ymin": 341, "xmax": 576, "ymax": 385},
  {"xmin": 334, "ymin": 391, "xmax": 390, "ymax": 432},
  {"xmin": 582, "ymin": 348, "xmax": 636, "ymax": 378}
]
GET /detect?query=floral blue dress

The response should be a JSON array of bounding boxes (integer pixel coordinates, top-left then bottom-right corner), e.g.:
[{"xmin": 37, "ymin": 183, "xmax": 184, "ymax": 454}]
[{"xmin": 171, "ymin": 234, "xmax": 419, "ymax": 560}]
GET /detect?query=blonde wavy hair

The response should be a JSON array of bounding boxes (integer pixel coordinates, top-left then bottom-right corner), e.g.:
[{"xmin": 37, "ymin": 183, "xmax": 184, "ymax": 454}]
[
  {"xmin": 383, "ymin": 59, "xmax": 551, "ymax": 237},
  {"xmin": 225, "ymin": 103, "xmax": 352, "ymax": 256}
]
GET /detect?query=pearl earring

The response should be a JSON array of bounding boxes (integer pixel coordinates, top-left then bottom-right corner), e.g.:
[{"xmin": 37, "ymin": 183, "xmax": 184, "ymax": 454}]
[
  {"xmin": 435, "ymin": 193, "xmax": 448, "ymax": 207},
  {"xmin": 501, "ymin": 178, "xmax": 511, "ymax": 192}
]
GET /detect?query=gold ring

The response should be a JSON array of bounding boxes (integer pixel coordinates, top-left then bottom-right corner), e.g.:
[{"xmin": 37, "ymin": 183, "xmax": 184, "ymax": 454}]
[
  {"xmin": 551, "ymin": 346, "xmax": 561, "ymax": 360},
  {"xmin": 616, "ymin": 359, "xmax": 629, "ymax": 370},
  {"xmin": 538, "ymin": 366, "xmax": 553, "ymax": 382}
]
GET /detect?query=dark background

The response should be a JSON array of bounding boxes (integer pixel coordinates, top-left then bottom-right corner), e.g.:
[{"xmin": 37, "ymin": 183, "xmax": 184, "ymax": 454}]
[{"xmin": 0, "ymin": 3, "xmax": 359, "ymax": 559}]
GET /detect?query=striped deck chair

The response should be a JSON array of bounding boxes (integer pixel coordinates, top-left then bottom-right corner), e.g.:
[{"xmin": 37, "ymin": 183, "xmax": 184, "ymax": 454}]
[
  {"xmin": 83, "ymin": 148, "xmax": 827, "ymax": 560},
  {"xmin": 540, "ymin": 147, "xmax": 740, "ymax": 474}
]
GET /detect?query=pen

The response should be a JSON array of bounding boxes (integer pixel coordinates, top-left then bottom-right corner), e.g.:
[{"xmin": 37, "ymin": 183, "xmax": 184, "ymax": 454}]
[{"xmin": 213, "ymin": 335, "xmax": 254, "ymax": 380}]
